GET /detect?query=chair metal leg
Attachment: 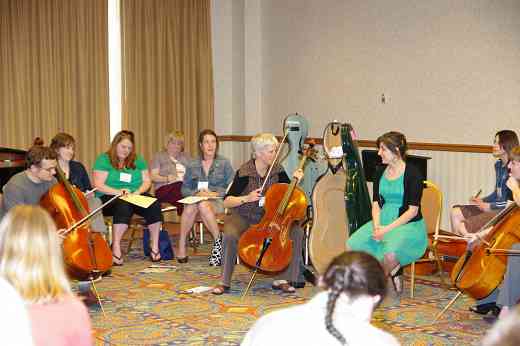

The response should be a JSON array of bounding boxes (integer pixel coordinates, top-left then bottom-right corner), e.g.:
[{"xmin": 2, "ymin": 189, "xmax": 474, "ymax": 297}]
[
  {"xmin": 432, "ymin": 247, "xmax": 446, "ymax": 287},
  {"xmin": 104, "ymin": 217, "xmax": 113, "ymax": 247},
  {"xmin": 410, "ymin": 262, "xmax": 415, "ymax": 298},
  {"xmin": 189, "ymin": 228, "xmax": 198, "ymax": 253},
  {"xmin": 304, "ymin": 223, "xmax": 310, "ymax": 265},
  {"xmin": 126, "ymin": 226, "xmax": 139, "ymax": 255},
  {"xmin": 199, "ymin": 222, "xmax": 204, "ymax": 244}
]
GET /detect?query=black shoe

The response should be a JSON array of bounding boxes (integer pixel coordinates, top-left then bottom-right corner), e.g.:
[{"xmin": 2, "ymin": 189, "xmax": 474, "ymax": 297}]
[
  {"xmin": 78, "ymin": 290, "xmax": 99, "ymax": 307},
  {"xmin": 177, "ymin": 256, "xmax": 188, "ymax": 263},
  {"xmin": 302, "ymin": 268, "xmax": 317, "ymax": 286},
  {"xmin": 469, "ymin": 302, "xmax": 500, "ymax": 316},
  {"xmin": 102, "ymin": 269, "xmax": 112, "ymax": 277},
  {"xmin": 289, "ymin": 281, "xmax": 306, "ymax": 289}
]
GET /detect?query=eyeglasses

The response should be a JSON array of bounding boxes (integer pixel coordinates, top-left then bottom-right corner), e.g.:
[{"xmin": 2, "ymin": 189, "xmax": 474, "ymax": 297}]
[{"xmin": 39, "ymin": 165, "xmax": 57, "ymax": 173}]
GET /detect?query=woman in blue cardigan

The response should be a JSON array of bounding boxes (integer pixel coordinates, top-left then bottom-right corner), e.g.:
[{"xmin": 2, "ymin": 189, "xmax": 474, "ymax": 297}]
[{"xmin": 347, "ymin": 131, "xmax": 427, "ymax": 294}]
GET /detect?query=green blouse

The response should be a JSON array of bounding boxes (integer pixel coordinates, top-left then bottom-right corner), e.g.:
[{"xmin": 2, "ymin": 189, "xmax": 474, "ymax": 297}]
[{"xmin": 93, "ymin": 153, "xmax": 147, "ymax": 196}]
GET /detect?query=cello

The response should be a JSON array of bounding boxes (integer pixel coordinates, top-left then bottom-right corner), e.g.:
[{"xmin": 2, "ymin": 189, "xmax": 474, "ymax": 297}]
[
  {"xmin": 237, "ymin": 146, "xmax": 313, "ymax": 273},
  {"xmin": 40, "ymin": 166, "xmax": 114, "ymax": 281},
  {"xmin": 450, "ymin": 202, "xmax": 520, "ymax": 299}
]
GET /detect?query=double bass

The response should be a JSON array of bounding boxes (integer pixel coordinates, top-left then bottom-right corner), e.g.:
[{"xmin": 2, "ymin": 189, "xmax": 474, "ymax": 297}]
[
  {"xmin": 237, "ymin": 146, "xmax": 312, "ymax": 273},
  {"xmin": 40, "ymin": 166, "xmax": 113, "ymax": 281},
  {"xmin": 450, "ymin": 202, "xmax": 520, "ymax": 299}
]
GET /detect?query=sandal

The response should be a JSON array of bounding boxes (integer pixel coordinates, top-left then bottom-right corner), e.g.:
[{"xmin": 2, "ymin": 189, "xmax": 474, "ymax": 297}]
[
  {"xmin": 272, "ymin": 280, "xmax": 296, "ymax": 293},
  {"xmin": 211, "ymin": 285, "xmax": 230, "ymax": 295},
  {"xmin": 151, "ymin": 250, "xmax": 161, "ymax": 263},
  {"xmin": 112, "ymin": 254, "xmax": 124, "ymax": 266}
]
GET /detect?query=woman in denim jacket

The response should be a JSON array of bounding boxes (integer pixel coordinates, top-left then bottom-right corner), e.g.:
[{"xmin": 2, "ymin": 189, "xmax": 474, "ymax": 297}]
[{"xmin": 177, "ymin": 129, "xmax": 234, "ymax": 265}]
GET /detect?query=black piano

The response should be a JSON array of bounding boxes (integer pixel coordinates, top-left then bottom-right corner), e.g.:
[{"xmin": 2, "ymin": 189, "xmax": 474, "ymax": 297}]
[{"xmin": 0, "ymin": 147, "xmax": 27, "ymax": 191}]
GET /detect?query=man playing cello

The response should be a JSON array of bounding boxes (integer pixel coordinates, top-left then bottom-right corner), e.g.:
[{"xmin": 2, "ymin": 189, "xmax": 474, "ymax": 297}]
[{"xmin": 1, "ymin": 141, "xmax": 57, "ymax": 219}]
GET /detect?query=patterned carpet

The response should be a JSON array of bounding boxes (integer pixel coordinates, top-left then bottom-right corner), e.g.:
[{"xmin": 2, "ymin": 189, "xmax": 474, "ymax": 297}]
[{"xmin": 86, "ymin": 242, "xmax": 491, "ymax": 346}]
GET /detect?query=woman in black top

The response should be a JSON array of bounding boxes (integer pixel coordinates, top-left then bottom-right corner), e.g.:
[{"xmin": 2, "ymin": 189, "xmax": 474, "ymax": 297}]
[
  {"xmin": 50, "ymin": 132, "xmax": 108, "ymax": 306},
  {"xmin": 50, "ymin": 133, "xmax": 107, "ymax": 234},
  {"xmin": 347, "ymin": 131, "xmax": 427, "ymax": 294}
]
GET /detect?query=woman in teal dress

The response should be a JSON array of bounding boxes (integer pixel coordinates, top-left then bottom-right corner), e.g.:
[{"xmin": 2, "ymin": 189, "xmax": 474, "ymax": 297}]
[{"xmin": 347, "ymin": 131, "xmax": 427, "ymax": 293}]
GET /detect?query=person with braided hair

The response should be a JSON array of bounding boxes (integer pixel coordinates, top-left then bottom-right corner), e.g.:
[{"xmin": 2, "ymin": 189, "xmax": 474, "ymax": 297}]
[{"xmin": 241, "ymin": 251, "xmax": 399, "ymax": 346}]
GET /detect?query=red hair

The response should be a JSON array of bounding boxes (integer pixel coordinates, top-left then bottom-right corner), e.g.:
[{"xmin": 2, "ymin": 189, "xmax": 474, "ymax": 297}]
[{"xmin": 106, "ymin": 130, "xmax": 137, "ymax": 170}]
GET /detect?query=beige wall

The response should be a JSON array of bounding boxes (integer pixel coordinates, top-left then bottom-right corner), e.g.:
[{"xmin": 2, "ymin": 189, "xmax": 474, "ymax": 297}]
[
  {"xmin": 211, "ymin": 0, "xmax": 520, "ymax": 230},
  {"xmin": 213, "ymin": 0, "xmax": 520, "ymax": 143}
]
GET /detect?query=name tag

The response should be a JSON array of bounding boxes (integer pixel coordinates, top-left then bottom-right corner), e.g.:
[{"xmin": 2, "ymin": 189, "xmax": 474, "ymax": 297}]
[
  {"xmin": 198, "ymin": 181, "xmax": 209, "ymax": 190},
  {"xmin": 120, "ymin": 172, "xmax": 132, "ymax": 183},
  {"xmin": 259, "ymin": 196, "xmax": 265, "ymax": 207}
]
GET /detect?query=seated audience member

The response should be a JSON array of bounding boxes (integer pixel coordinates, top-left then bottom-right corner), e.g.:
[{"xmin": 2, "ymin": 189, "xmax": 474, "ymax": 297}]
[
  {"xmin": 481, "ymin": 305, "xmax": 520, "ymax": 346},
  {"xmin": 1, "ymin": 140, "xmax": 57, "ymax": 219},
  {"xmin": 93, "ymin": 130, "xmax": 163, "ymax": 264},
  {"xmin": 347, "ymin": 131, "xmax": 427, "ymax": 294},
  {"xmin": 242, "ymin": 251, "xmax": 399, "ymax": 346},
  {"xmin": 212, "ymin": 133, "xmax": 304, "ymax": 295},
  {"xmin": 176, "ymin": 129, "xmax": 234, "ymax": 266},
  {"xmin": 450, "ymin": 130, "xmax": 519, "ymax": 236},
  {"xmin": 469, "ymin": 146, "xmax": 520, "ymax": 318},
  {"xmin": 0, "ymin": 277, "xmax": 34, "ymax": 346},
  {"xmin": 50, "ymin": 132, "xmax": 107, "ymax": 233},
  {"xmin": 0, "ymin": 205, "xmax": 92, "ymax": 346},
  {"xmin": 150, "ymin": 130, "xmax": 189, "ymax": 213},
  {"xmin": 50, "ymin": 132, "xmax": 108, "ymax": 306}
]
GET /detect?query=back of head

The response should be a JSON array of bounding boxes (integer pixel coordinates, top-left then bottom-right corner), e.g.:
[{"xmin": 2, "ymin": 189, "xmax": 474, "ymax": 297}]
[
  {"xmin": 322, "ymin": 251, "xmax": 387, "ymax": 345},
  {"xmin": 323, "ymin": 251, "xmax": 387, "ymax": 302},
  {"xmin": 0, "ymin": 205, "xmax": 71, "ymax": 303}
]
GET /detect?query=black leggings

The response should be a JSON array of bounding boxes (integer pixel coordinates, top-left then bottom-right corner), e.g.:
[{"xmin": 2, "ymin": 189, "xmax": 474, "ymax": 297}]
[{"xmin": 100, "ymin": 194, "xmax": 163, "ymax": 225}]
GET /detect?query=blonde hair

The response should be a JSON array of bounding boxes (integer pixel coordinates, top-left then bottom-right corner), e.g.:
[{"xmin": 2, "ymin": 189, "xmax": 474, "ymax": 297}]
[
  {"xmin": 510, "ymin": 146, "xmax": 520, "ymax": 163},
  {"xmin": 251, "ymin": 133, "xmax": 279, "ymax": 158},
  {"xmin": 0, "ymin": 206, "xmax": 72, "ymax": 303},
  {"xmin": 165, "ymin": 131, "xmax": 185, "ymax": 151}
]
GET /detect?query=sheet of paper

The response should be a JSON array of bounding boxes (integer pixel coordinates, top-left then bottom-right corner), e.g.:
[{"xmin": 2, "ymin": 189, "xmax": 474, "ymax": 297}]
[
  {"xmin": 179, "ymin": 286, "xmax": 214, "ymax": 294},
  {"xmin": 178, "ymin": 195, "xmax": 221, "ymax": 205},
  {"xmin": 139, "ymin": 265, "xmax": 177, "ymax": 273},
  {"xmin": 120, "ymin": 194, "xmax": 157, "ymax": 208}
]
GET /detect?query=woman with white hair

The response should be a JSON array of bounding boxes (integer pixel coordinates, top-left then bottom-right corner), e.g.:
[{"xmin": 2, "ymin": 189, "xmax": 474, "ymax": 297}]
[
  {"xmin": 212, "ymin": 133, "xmax": 304, "ymax": 295},
  {"xmin": 0, "ymin": 205, "xmax": 92, "ymax": 346}
]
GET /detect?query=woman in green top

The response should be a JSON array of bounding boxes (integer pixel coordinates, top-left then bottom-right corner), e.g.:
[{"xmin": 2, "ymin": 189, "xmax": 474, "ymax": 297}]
[
  {"xmin": 93, "ymin": 130, "xmax": 163, "ymax": 265},
  {"xmin": 347, "ymin": 132, "xmax": 427, "ymax": 294}
]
